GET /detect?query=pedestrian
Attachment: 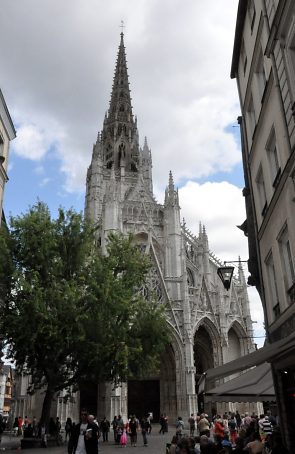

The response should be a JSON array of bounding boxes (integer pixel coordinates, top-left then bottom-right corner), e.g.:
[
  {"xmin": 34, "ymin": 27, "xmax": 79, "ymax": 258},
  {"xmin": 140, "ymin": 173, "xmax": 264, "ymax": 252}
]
[
  {"xmin": 56, "ymin": 417, "xmax": 61, "ymax": 431},
  {"xmin": 116, "ymin": 415, "xmax": 124, "ymax": 444},
  {"xmin": 175, "ymin": 416, "xmax": 185, "ymax": 440},
  {"xmin": 221, "ymin": 433, "xmax": 232, "ymax": 451},
  {"xmin": 241, "ymin": 412, "xmax": 252, "ymax": 430},
  {"xmin": 245, "ymin": 431, "xmax": 263, "ymax": 454},
  {"xmin": 71, "ymin": 409, "xmax": 99, "ymax": 454},
  {"xmin": 164, "ymin": 414, "xmax": 169, "ymax": 432},
  {"xmin": 198, "ymin": 414, "xmax": 210, "ymax": 437},
  {"xmin": 128, "ymin": 415, "xmax": 138, "ymax": 447},
  {"xmin": 140, "ymin": 416, "xmax": 150, "ymax": 447},
  {"xmin": 159, "ymin": 414, "xmax": 166, "ymax": 434},
  {"xmin": 228, "ymin": 415, "xmax": 237, "ymax": 445},
  {"xmin": 111, "ymin": 416, "xmax": 118, "ymax": 442},
  {"xmin": 67, "ymin": 421, "xmax": 75, "ymax": 454},
  {"xmin": 120, "ymin": 428, "xmax": 127, "ymax": 447},
  {"xmin": 262, "ymin": 416, "xmax": 273, "ymax": 437},
  {"xmin": 213, "ymin": 417, "xmax": 224, "ymax": 441},
  {"xmin": 235, "ymin": 411, "xmax": 242, "ymax": 430},
  {"xmin": 17, "ymin": 416, "xmax": 23, "ymax": 436},
  {"xmin": 32, "ymin": 416, "xmax": 38, "ymax": 438},
  {"xmin": 13, "ymin": 417, "xmax": 18, "ymax": 436},
  {"xmin": 65, "ymin": 417, "xmax": 73, "ymax": 441},
  {"xmin": 266, "ymin": 410, "xmax": 277, "ymax": 427},
  {"xmin": 147, "ymin": 413, "xmax": 152, "ymax": 434},
  {"xmin": 188, "ymin": 414, "xmax": 196, "ymax": 436},
  {"xmin": 49, "ymin": 417, "xmax": 57, "ymax": 435},
  {"xmin": 100, "ymin": 416, "xmax": 110, "ymax": 442}
]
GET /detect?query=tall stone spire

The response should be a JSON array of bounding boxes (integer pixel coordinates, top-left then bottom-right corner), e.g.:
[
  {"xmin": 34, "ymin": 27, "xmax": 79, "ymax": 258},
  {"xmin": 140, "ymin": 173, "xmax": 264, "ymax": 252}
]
[
  {"xmin": 101, "ymin": 32, "xmax": 140, "ymax": 172},
  {"xmin": 164, "ymin": 170, "xmax": 179, "ymax": 207},
  {"xmin": 141, "ymin": 136, "xmax": 153, "ymax": 193}
]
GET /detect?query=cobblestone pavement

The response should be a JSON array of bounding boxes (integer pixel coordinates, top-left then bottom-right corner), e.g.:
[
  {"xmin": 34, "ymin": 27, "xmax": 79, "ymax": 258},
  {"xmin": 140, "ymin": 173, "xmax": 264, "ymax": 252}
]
[{"xmin": 0, "ymin": 429, "xmax": 180, "ymax": 453}]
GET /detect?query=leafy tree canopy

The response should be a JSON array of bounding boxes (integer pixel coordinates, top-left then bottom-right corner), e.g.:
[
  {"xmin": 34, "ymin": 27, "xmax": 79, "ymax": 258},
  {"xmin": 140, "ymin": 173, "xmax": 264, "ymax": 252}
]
[{"xmin": 0, "ymin": 202, "xmax": 170, "ymax": 423}]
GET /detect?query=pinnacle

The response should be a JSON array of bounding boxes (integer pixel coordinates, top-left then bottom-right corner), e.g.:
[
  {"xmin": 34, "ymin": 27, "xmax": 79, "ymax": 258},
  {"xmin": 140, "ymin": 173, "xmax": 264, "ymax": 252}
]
[
  {"xmin": 199, "ymin": 222, "xmax": 202, "ymax": 237},
  {"xmin": 168, "ymin": 170, "xmax": 174, "ymax": 189}
]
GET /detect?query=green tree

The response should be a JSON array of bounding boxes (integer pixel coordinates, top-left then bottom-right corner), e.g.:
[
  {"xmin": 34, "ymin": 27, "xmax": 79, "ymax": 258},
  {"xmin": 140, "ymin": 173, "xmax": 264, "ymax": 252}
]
[{"xmin": 0, "ymin": 202, "xmax": 169, "ymax": 425}]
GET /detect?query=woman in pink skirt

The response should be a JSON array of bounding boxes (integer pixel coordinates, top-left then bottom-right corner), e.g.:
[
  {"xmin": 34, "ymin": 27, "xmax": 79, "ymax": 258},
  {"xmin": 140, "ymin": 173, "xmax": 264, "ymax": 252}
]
[{"xmin": 120, "ymin": 428, "xmax": 127, "ymax": 447}]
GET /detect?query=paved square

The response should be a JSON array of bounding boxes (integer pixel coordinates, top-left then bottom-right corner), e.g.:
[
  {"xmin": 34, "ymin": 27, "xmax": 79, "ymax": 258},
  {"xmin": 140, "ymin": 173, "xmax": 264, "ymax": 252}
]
[{"xmin": 0, "ymin": 429, "xmax": 177, "ymax": 453}]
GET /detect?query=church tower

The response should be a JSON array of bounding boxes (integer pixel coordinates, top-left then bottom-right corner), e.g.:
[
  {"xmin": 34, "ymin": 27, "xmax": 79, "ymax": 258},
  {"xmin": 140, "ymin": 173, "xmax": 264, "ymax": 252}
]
[{"xmin": 85, "ymin": 33, "xmax": 257, "ymax": 421}]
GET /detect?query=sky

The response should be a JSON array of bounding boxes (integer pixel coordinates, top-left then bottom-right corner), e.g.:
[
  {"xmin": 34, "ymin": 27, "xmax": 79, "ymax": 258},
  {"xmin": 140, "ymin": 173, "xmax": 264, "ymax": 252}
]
[{"xmin": 1, "ymin": 0, "xmax": 265, "ymax": 346}]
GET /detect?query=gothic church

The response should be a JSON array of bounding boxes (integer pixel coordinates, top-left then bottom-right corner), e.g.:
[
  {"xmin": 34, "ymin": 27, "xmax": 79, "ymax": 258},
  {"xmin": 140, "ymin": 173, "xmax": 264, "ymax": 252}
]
[{"xmin": 84, "ymin": 33, "xmax": 255, "ymax": 421}]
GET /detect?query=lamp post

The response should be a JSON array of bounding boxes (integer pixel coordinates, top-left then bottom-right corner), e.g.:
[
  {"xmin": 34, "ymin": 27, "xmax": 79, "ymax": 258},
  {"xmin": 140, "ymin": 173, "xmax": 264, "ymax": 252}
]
[{"xmin": 217, "ymin": 260, "xmax": 248, "ymax": 291}]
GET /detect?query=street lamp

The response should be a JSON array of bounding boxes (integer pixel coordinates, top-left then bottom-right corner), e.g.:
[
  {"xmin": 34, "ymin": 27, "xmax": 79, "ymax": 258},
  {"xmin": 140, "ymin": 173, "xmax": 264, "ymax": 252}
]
[
  {"xmin": 217, "ymin": 260, "xmax": 248, "ymax": 291},
  {"xmin": 217, "ymin": 265, "xmax": 234, "ymax": 291}
]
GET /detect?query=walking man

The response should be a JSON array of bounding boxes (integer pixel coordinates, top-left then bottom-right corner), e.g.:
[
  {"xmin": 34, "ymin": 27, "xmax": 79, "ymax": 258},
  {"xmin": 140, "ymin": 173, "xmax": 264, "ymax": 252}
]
[
  {"xmin": 188, "ymin": 414, "xmax": 196, "ymax": 436},
  {"xmin": 140, "ymin": 416, "xmax": 150, "ymax": 447},
  {"xmin": 100, "ymin": 417, "xmax": 110, "ymax": 442},
  {"xmin": 71, "ymin": 409, "xmax": 99, "ymax": 454}
]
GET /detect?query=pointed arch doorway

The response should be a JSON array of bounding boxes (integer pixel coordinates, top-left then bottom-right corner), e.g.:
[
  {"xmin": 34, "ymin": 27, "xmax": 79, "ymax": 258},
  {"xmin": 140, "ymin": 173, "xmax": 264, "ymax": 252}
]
[
  {"xmin": 127, "ymin": 344, "xmax": 176, "ymax": 422},
  {"xmin": 194, "ymin": 325, "xmax": 215, "ymax": 414}
]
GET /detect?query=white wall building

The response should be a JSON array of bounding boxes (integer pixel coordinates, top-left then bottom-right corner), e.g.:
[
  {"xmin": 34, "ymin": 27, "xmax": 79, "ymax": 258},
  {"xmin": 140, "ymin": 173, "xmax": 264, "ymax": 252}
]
[{"xmin": 231, "ymin": 0, "xmax": 295, "ymax": 450}]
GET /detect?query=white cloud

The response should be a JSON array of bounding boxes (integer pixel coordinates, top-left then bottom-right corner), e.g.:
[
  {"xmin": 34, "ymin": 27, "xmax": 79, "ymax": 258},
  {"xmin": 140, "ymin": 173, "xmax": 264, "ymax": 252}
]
[
  {"xmin": 12, "ymin": 124, "xmax": 48, "ymax": 161},
  {"xmin": 11, "ymin": 115, "xmax": 65, "ymax": 163},
  {"xmin": 177, "ymin": 180, "xmax": 247, "ymax": 260},
  {"xmin": 1, "ymin": 0, "xmax": 241, "ymax": 193}
]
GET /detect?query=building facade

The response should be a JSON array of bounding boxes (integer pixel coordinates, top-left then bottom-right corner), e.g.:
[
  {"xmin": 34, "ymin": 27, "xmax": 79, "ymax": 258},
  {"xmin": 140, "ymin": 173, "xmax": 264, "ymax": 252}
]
[
  {"xmin": 231, "ymin": 0, "xmax": 295, "ymax": 450},
  {"xmin": 0, "ymin": 89, "xmax": 16, "ymax": 223},
  {"xmin": 12, "ymin": 373, "xmax": 79, "ymax": 428},
  {"xmin": 0, "ymin": 365, "xmax": 13, "ymax": 422},
  {"xmin": 84, "ymin": 32, "xmax": 257, "ymax": 421}
]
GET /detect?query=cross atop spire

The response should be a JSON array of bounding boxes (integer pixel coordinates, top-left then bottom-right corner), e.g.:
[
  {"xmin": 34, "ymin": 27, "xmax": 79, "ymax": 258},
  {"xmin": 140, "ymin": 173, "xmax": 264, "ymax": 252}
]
[{"xmin": 120, "ymin": 20, "xmax": 125, "ymax": 35}]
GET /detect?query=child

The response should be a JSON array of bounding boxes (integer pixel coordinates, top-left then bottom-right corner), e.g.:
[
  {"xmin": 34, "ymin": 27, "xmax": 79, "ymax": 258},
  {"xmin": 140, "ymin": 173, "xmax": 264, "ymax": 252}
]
[{"xmin": 120, "ymin": 428, "xmax": 127, "ymax": 447}]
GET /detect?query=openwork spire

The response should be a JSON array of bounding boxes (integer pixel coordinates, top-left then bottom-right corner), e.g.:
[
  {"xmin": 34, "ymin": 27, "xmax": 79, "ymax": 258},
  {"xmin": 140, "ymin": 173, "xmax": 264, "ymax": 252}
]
[
  {"xmin": 108, "ymin": 32, "xmax": 133, "ymax": 122},
  {"xmin": 168, "ymin": 170, "xmax": 174, "ymax": 192},
  {"xmin": 165, "ymin": 170, "xmax": 179, "ymax": 207},
  {"xmin": 101, "ymin": 33, "xmax": 139, "ymax": 172}
]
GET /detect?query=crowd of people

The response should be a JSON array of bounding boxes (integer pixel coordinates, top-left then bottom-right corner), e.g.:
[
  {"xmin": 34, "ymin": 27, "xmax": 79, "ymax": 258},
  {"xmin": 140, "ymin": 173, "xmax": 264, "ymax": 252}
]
[
  {"xmin": 11, "ymin": 415, "xmax": 62, "ymax": 445},
  {"xmin": 6, "ymin": 409, "xmax": 289, "ymax": 453},
  {"xmin": 66, "ymin": 410, "xmax": 153, "ymax": 453},
  {"xmin": 11, "ymin": 415, "xmax": 61, "ymax": 438},
  {"xmin": 168, "ymin": 411, "xmax": 289, "ymax": 453}
]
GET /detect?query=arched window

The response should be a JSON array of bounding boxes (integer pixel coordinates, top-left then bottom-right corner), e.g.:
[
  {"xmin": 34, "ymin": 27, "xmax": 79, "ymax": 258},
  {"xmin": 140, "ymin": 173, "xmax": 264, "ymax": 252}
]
[{"xmin": 187, "ymin": 268, "xmax": 194, "ymax": 287}]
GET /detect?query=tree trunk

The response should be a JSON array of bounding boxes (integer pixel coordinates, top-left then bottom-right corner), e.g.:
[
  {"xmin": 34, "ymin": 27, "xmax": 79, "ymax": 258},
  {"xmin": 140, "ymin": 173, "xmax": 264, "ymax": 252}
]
[{"xmin": 40, "ymin": 386, "xmax": 55, "ymax": 428}]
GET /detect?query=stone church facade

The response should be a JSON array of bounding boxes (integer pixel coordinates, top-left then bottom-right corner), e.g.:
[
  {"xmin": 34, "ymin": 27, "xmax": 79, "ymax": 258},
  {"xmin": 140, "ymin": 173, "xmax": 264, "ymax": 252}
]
[
  {"xmin": 84, "ymin": 32, "xmax": 257, "ymax": 421},
  {"xmin": 11, "ymin": 33, "xmax": 261, "ymax": 427}
]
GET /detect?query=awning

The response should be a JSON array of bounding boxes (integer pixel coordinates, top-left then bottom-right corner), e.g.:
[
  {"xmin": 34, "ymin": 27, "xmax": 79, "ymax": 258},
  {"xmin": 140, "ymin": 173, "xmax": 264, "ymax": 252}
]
[
  {"xmin": 204, "ymin": 362, "xmax": 275, "ymax": 403},
  {"xmin": 203, "ymin": 330, "xmax": 295, "ymax": 383}
]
